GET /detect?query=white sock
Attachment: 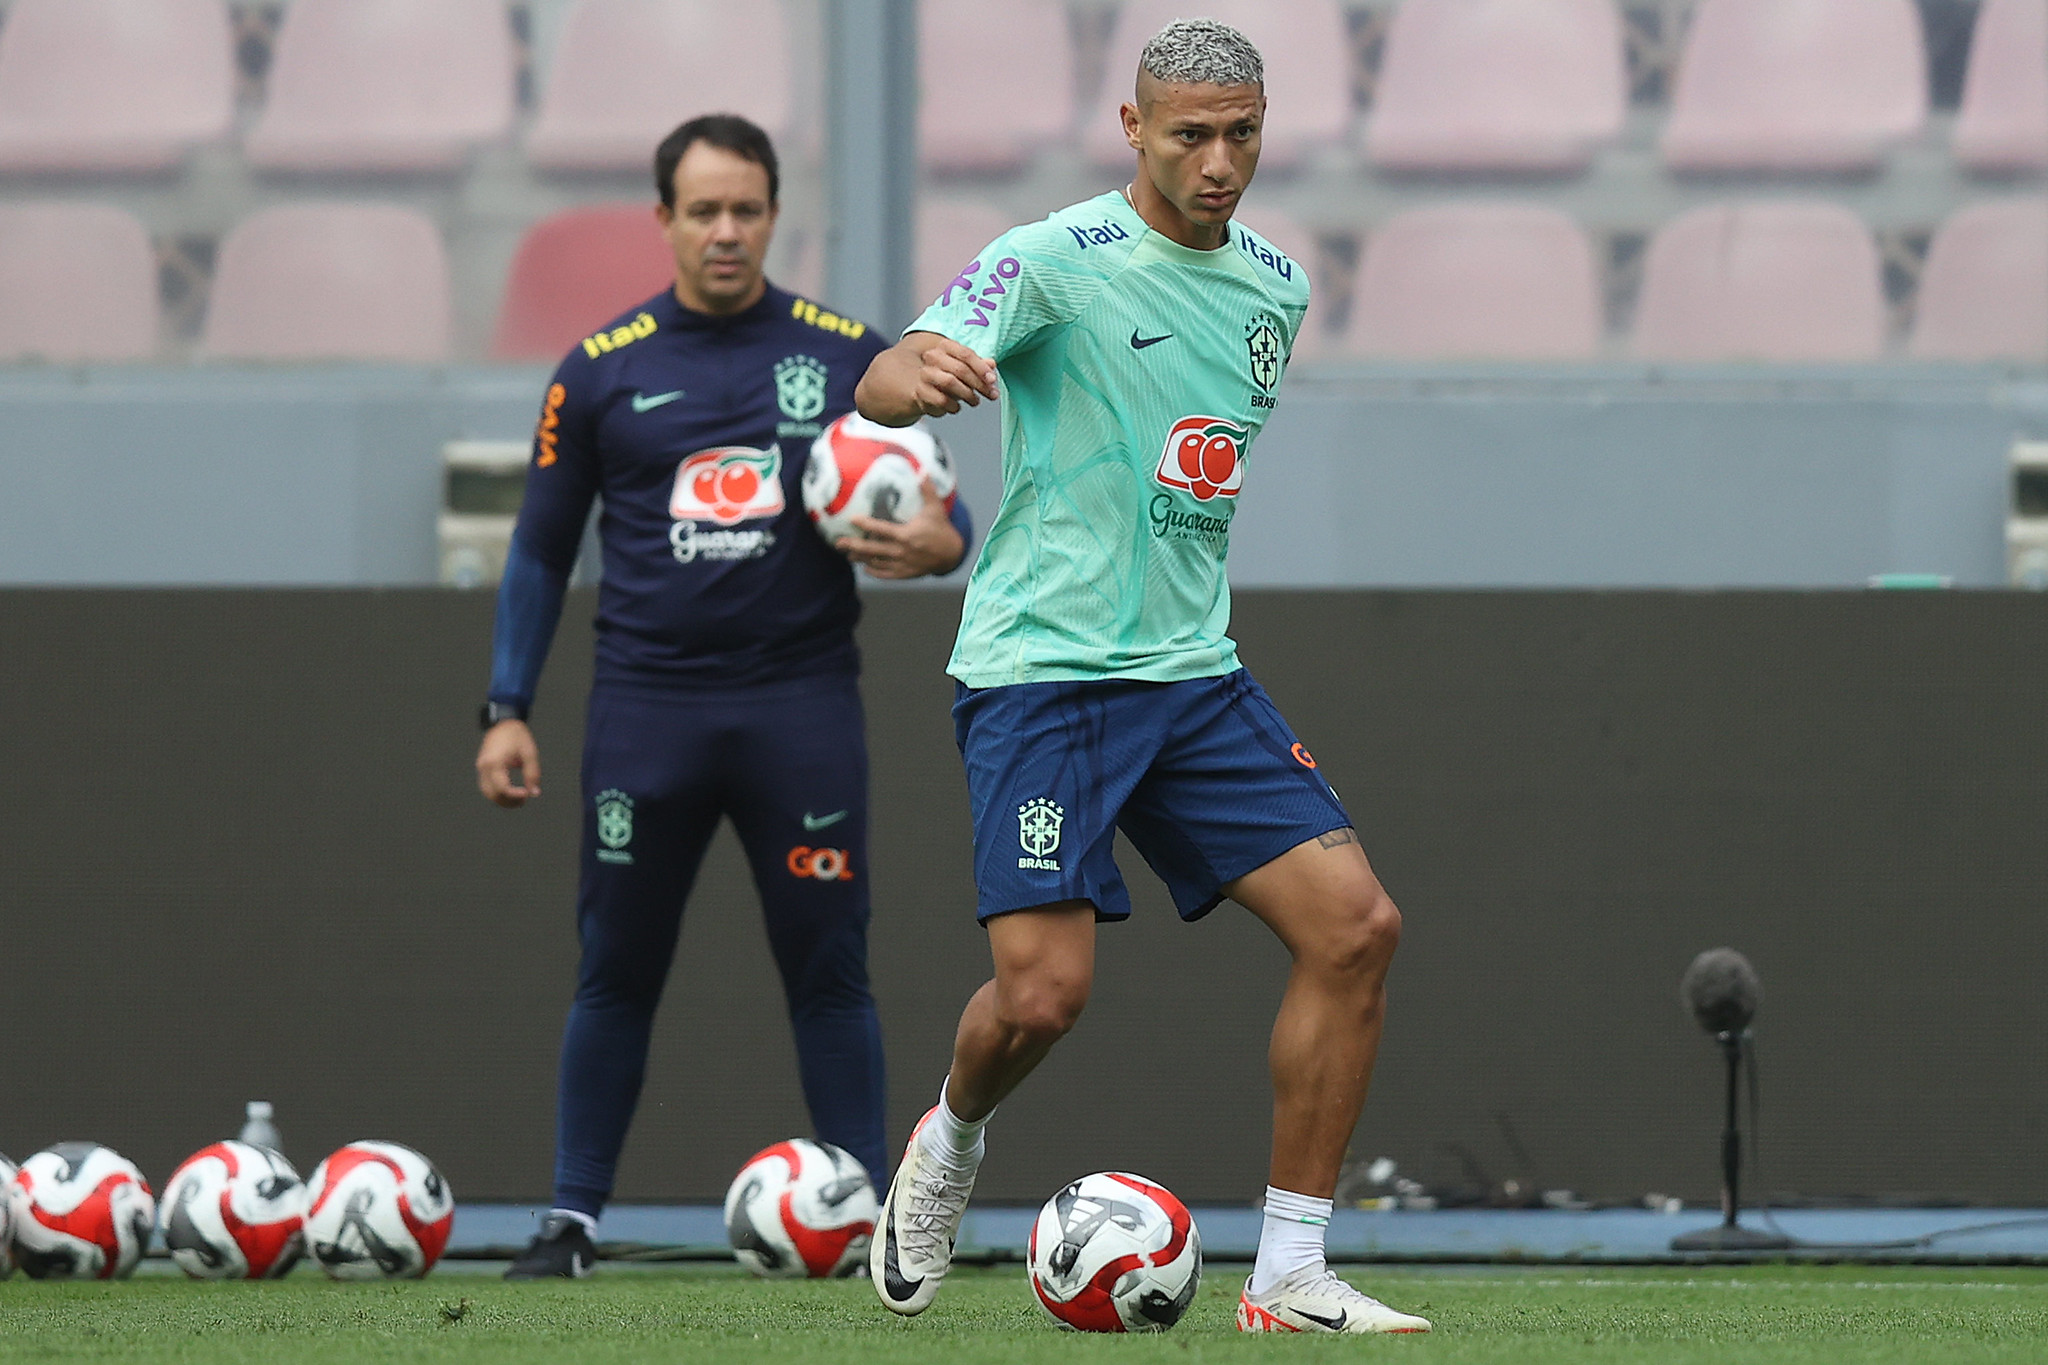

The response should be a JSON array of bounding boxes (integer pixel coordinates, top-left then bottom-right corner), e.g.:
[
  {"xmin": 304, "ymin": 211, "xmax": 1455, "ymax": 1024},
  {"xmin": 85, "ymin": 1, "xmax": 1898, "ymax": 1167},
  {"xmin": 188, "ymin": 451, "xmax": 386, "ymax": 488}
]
[
  {"xmin": 917, "ymin": 1076, "xmax": 990, "ymax": 1166},
  {"xmin": 1249, "ymin": 1186, "xmax": 1331, "ymax": 1296},
  {"xmin": 549, "ymin": 1207, "xmax": 597, "ymax": 1235}
]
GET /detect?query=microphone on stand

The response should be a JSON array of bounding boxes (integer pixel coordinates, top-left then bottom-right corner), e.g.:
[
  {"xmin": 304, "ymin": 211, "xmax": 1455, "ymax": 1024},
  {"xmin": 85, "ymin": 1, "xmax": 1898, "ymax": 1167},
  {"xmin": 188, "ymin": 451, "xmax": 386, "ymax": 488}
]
[{"xmin": 1669, "ymin": 948, "xmax": 1793, "ymax": 1253}]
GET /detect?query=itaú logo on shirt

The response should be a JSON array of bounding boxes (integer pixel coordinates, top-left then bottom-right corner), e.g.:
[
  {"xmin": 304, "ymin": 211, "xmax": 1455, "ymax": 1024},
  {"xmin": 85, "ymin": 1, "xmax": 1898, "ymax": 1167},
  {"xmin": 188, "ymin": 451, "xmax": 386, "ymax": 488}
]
[{"xmin": 1153, "ymin": 415, "xmax": 1249, "ymax": 503}]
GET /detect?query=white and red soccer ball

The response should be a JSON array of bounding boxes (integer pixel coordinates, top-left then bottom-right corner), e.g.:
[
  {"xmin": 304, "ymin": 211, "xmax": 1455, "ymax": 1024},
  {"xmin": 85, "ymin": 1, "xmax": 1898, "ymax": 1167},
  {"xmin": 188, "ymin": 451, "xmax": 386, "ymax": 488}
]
[
  {"xmin": 5, "ymin": 1142, "xmax": 157, "ymax": 1280},
  {"xmin": 802, "ymin": 414, "xmax": 956, "ymax": 546},
  {"xmin": 159, "ymin": 1140, "xmax": 306, "ymax": 1280},
  {"xmin": 301, "ymin": 1141, "xmax": 454, "ymax": 1280},
  {"xmin": 1027, "ymin": 1172, "xmax": 1202, "ymax": 1332},
  {"xmin": 723, "ymin": 1138, "xmax": 877, "ymax": 1278},
  {"xmin": 0, "ymin": 1153, "xmax": 14, "ymax": 1278}
]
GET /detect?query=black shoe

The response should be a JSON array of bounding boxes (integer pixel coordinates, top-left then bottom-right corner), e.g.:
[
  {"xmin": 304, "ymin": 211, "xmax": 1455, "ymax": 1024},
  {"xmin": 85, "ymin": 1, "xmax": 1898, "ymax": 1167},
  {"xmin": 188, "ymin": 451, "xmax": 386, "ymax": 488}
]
[{"xmin": 504, "ymin": 1212, "xmax": 597, "ymax": 1279}]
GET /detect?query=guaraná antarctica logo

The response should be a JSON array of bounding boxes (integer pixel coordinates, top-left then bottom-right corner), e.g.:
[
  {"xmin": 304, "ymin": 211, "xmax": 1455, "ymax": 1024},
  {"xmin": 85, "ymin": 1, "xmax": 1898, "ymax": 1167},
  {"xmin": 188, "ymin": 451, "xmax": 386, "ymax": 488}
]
[{"xmin": 668, "ymin": 446, "xmax": 785, "ymax": 564}]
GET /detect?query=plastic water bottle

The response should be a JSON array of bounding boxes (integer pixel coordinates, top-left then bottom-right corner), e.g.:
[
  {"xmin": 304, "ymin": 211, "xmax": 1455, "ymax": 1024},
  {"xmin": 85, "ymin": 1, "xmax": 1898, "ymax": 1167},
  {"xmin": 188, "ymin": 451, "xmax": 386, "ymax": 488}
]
[{"xmin": 238, "ymin": 1101, "xmax": 283, "ymax": 1155}]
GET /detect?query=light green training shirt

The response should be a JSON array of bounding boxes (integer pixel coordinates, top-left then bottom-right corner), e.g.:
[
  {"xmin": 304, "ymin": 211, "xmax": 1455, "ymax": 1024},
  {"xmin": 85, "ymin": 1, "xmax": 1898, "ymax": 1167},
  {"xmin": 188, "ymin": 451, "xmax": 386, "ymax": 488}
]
[{"xmin": 905, "ymin": 190, "xmax": 1310, "ymax": 688}]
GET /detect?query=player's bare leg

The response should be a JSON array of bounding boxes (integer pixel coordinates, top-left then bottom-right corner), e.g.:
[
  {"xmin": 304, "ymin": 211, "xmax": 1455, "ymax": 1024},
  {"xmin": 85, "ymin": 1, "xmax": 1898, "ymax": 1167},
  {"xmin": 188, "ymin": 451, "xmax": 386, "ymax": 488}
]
[
  {"xmin": 945, "ymin": 901, "xmax": 1096, "ymax": 1119},
  {"xmin": 1226, "ymin": 829, "xmax": 1431, "ymax": 1334},
  {"xmin": 872, "ymin": 902, "xmax": 1095, "ymax": 1315}
]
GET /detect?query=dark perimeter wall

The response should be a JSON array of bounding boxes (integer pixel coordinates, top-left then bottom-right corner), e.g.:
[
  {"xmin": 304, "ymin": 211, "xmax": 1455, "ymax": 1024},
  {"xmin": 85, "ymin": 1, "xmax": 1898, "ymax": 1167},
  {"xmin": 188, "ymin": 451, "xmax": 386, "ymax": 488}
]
[{"xmin": 3, "ymin": 589, "xmax": 2045, "ymax": 1207}]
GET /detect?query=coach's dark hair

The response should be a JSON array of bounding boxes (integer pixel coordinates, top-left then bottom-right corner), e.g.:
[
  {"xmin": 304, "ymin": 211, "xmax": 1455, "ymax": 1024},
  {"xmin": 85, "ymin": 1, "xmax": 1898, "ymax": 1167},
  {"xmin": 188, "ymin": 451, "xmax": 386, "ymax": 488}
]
[{"xmin": 654, "ymin": 114, "xmax": 779, "ymax": 208}]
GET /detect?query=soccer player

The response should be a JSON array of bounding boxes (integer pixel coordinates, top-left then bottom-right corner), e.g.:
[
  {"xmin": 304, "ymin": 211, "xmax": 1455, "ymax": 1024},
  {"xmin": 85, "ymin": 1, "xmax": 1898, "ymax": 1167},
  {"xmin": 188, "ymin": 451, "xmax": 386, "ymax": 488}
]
[
  {"xmin": 476, "ymin": 114, "xmax": 974, "ymax": 1279},
  {"xmin": 854, "ymin": 21, "xmax": 1429, "ymax": 1335}
]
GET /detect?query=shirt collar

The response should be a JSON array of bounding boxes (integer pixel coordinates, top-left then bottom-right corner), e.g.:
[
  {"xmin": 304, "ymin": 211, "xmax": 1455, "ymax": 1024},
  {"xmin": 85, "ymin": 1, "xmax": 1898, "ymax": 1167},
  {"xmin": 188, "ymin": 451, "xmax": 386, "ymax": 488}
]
[{"xmin": 657, "ymin": 281, "xmax": 788, "ymax": 332}]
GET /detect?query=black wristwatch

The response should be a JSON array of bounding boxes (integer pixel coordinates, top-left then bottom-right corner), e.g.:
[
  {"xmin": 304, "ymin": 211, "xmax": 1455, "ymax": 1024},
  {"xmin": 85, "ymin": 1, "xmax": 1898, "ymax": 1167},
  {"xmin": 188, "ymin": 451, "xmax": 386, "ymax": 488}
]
[{"xmin": 480, "ymin": 700, "xmax": 529, "ymax": 729}]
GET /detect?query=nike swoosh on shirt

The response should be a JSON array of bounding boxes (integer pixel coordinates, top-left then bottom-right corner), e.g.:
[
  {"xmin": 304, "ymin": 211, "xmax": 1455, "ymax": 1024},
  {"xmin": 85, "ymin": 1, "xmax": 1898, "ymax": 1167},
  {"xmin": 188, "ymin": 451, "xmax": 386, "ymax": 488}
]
[
  {"xmin": 803, "ymin": 810, "xmax": 849, "ymax": 832},
  {"xmin": 631, "ymin": 390, "xmax": 685, "ymax": 412},
  {"xmin": 1129, "ymin": 330, "xmax": 1173, "ymax": 350}
]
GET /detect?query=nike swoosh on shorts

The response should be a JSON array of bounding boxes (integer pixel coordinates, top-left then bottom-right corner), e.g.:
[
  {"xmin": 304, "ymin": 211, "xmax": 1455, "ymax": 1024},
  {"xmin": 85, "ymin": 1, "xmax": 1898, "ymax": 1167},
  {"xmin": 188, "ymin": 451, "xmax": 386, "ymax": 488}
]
[{"xmin": 803, "ymin": 810, "xmax": 849, "ymax": 831}]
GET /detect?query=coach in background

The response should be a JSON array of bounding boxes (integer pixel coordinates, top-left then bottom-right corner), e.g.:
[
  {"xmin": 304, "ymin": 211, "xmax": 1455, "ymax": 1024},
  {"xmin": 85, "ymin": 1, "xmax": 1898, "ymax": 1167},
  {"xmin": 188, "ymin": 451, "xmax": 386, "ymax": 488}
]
[{"xmin": 476, "ymin": 113, "xmax": 973, "ymax": 1279}]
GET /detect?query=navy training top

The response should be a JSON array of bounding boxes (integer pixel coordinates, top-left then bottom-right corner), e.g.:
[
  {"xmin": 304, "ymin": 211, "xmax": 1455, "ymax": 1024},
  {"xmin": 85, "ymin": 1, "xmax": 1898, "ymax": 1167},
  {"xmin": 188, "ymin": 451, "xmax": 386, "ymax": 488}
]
[{"xmin": 487, "ymin": 283, "xmax": 973, "ymax": 709}]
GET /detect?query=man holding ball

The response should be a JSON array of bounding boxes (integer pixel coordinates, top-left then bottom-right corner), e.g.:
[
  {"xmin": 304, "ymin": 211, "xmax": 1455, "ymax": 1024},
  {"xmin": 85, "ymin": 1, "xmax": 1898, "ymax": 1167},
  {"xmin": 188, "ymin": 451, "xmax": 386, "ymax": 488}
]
[{"xmin": 476, "ymin": 114, "xmax": 973, "ymax": 1279}]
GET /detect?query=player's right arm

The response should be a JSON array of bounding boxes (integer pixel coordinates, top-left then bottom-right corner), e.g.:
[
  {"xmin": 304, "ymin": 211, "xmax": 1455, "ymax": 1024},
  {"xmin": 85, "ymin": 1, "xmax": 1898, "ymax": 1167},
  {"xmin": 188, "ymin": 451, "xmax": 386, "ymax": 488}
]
[
  {"xmin": 476, "ymin": 361, "xmax": 601, "ymax": 809},
  {"xmin": 857, "ymin": 220, "xmax": 1084, "ymax": 427},
  {"xmin": 855, "ymin": 332, "xmax": 997, "ymax": 425}
]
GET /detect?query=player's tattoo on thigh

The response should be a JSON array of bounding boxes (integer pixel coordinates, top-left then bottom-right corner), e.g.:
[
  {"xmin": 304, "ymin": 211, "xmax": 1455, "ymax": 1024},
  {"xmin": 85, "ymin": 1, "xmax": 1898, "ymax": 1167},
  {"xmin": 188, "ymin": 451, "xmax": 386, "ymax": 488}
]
[{"xmin": 1317, "ymin": 827, "xmax": 1359, "ymax": 850}]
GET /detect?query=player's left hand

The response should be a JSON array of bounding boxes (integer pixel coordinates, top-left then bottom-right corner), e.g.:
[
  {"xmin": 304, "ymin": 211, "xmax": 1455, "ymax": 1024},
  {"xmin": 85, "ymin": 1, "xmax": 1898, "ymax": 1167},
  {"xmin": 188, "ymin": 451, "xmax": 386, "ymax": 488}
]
[{"xmin": 839, "ymin": 478, "xmax": 966, "ymax": 579}]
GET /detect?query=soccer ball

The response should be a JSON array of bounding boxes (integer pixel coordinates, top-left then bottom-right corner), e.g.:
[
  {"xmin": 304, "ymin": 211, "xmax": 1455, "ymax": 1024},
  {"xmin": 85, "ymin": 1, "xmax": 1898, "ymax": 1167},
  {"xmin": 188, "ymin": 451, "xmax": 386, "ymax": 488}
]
[
  {"xmin": 0, "ymin": 1153, "xmax": 14, "ymax": 1278},
  {"xmin": 723, "ymin": 1139, "xmax": 876, "ymax": 1278},
  {"xmin": 802, "ymin": 414, "xmax": 956, "ymax": 547},
  {"xmin": 160, "ymin": 1141, "xmax": 306, "ymax": 1280},
  {"xmin": 301, "ymin": 1141, "xmax": 454, "ymax": 1280},
  {"xmin": 7, "ymin": 1142, "xmax": 157, "ymax": 1280},
  {"xmin": 1027, "ymin": 1172, "xmax": 1202, "ymax": 1332}
]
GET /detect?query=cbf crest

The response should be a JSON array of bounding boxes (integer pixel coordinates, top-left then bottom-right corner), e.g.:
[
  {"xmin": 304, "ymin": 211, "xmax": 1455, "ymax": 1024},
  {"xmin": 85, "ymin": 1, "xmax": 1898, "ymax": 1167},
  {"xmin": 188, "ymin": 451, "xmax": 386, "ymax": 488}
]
[
  {"xmin": 595, "ymin": 788, "xmax": 635, "ymax": 865},
  {"xmin": 1017, "ymin": 797, "xmax": 1064, "ymax": 871},
  {"xmin": 774, "ymin": 354, "xmax": 827, "ymax": 422},
  {"xmin": 1245, "ymin": 317, "xmax": 1282, "ymax": 393}
]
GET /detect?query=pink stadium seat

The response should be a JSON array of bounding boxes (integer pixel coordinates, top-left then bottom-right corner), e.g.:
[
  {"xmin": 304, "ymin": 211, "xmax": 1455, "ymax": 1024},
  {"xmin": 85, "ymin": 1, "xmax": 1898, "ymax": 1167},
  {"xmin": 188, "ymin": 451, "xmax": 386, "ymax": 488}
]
[
  {"xmin": 492, "ymin": 206, "xmax": 675, "ymax": 361},
  {"xmin": 0, "ymin": 0, "xmax": 232, "ymax": 172},
  {"xmin": 921, "ymin": 0, "xmax": 1074, "ymax": 172},
  {"xmin": 1661, "ymin": 0, "xmax": 1926, "ymax": 172},
  {"xmin": 1953, "ymin": 0, "xmax": 2048, "ymax": 173},
  {"xmin": 244, "ymin": 0, "xmax": 514, "ymax": 172},
  {"xmin": 1633, "ymin": 203, "xmax": 1884, "ymax": 362},
  {"xmin": 1083, "ymin": 0, "xmax": 1353, "ymax": 170},
  {"xmin": 1910, "ymin": 199, "xmax": 2048, "ymax": 361},
  {"xmin": 0, "ymin": 204, "xmax": 157, "ymax": 362},
  {"xmin": 203, "ymin": 205, "xmax": 451, "ymax": 363},
  {"xmin": 1344, "ymin": 204, "xmax": 1601, "ymax": 360},
  {"xmin": 528, "ymin": 0, "xmax": 792, "ymax": 172},
  {"xmin": 1368, "ymin": 0, "xmax": 1626, "ymax": 173},
  {"xmin": 915, "ymin": 199, "xmax": 1019, "ymax": 315},
  {"xmin": 1233, "ymin": 210, "xmax": 1329, "ymax": 357}
]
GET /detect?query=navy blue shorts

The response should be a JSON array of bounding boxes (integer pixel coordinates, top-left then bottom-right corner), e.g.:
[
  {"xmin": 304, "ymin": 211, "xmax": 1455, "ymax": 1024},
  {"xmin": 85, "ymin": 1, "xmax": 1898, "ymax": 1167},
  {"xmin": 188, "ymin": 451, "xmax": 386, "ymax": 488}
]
[{"xmin": 951, "ymin": 668, "xmax": 1352, "ymax": 923}]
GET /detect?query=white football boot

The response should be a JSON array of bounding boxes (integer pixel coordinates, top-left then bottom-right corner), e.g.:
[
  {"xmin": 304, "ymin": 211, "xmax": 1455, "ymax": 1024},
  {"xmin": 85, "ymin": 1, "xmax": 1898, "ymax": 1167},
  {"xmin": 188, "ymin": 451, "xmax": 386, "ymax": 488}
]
[
  {"xmin": 870, "ymin": 1106, "xmax": 979, "ymax": 1316},
  {"xmin": 1236, "ymin": 1268, "xmax": 1433, "ymax": 1334}
]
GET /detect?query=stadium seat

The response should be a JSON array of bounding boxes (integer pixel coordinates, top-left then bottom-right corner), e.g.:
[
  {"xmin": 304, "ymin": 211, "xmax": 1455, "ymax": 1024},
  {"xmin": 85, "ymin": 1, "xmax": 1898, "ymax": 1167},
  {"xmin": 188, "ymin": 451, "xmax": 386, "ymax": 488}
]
[
  {"xmin": 1953, "ymin": 0, "xmax": 2048, "ymax": 173},
  {"xmin": 244, "ymin": 0, "xmax": 515, "ymax": 172},
  {"xmin": 1661, "ymin": 0, "xmax": 1927, "ymax": 172},
  {"xmin": 915, "ymin": 199, "xmax": 1019, "ymax": 316},
  {"xmin": 1633, "ymin": 203, "xmax": 1884, "ymax": 362},
  {"xmin": 0, "ymin": 203, "xmax": 158, "ymax": 362},
  {"xmin": 1082, "ymin": 0, "xmax": 1353, "ymax": 170},
  {"xmin": 1233, "ymin": 210, "xmax": 1329, "ymax": 358},
  {"xmin": 920, "ymin": 0, "xmax": 1074, "ymax": 172},
  {"xmin": 202, "ymin": 205, "xmax": 451, "ymax": 363},
  {"xmin": 1910, "ymin": 199, "xmax": 2048, "ymax": 361},
  {"xmin": 1368, "ymin": 0, "xmax": 1626, "ymax": 173},
  {"xmin": 528, "ymin": 0, "xmax": 793, "ymax": 172},
  {"xmin": 0, "ymin": 0, "xmax": 232, "ymax": 172},
  {"xmin": 492, "ymin": 205, "xmax": 675, "ymax": 361},
  {"xmin": 1343, "ymin": 204, "xmax": 1602, "ymax": 360}
]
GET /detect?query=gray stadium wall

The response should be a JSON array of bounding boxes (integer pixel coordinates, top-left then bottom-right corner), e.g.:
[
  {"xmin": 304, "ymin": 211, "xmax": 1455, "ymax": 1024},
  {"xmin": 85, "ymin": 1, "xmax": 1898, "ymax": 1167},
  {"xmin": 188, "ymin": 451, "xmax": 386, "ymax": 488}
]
[
  {"xmin": 3, "ymin": 588, "xmax": 2046, "ymax": 1209},
  {"xmin": 3, "ymin": 366, "xmax": 2046, "ymax": 588}
]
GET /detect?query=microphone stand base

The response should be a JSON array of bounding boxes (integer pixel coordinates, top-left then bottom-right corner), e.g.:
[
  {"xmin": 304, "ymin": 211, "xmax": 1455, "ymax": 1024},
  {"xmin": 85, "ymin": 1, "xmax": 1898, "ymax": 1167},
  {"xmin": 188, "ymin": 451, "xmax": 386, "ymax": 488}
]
[{"xmin": 1670, "ymin": 1223, "xmax": 1794, "ymax": 1253}]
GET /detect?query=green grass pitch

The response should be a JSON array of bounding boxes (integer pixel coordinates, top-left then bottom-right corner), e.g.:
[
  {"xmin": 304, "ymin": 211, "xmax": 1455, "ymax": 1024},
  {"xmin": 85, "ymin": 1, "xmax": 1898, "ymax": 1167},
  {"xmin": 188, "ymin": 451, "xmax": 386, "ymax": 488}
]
[{"xmin": 5, "ymin": 1264, "xmax": 2048, "ymax": 1364}]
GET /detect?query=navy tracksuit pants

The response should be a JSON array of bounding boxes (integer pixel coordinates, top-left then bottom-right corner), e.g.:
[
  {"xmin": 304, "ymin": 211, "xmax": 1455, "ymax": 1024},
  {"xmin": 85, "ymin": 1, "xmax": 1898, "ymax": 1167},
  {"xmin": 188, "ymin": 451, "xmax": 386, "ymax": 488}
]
[{"xmin": 551, "ymin": 674, "xmax": 886, "ymax": 1217}]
